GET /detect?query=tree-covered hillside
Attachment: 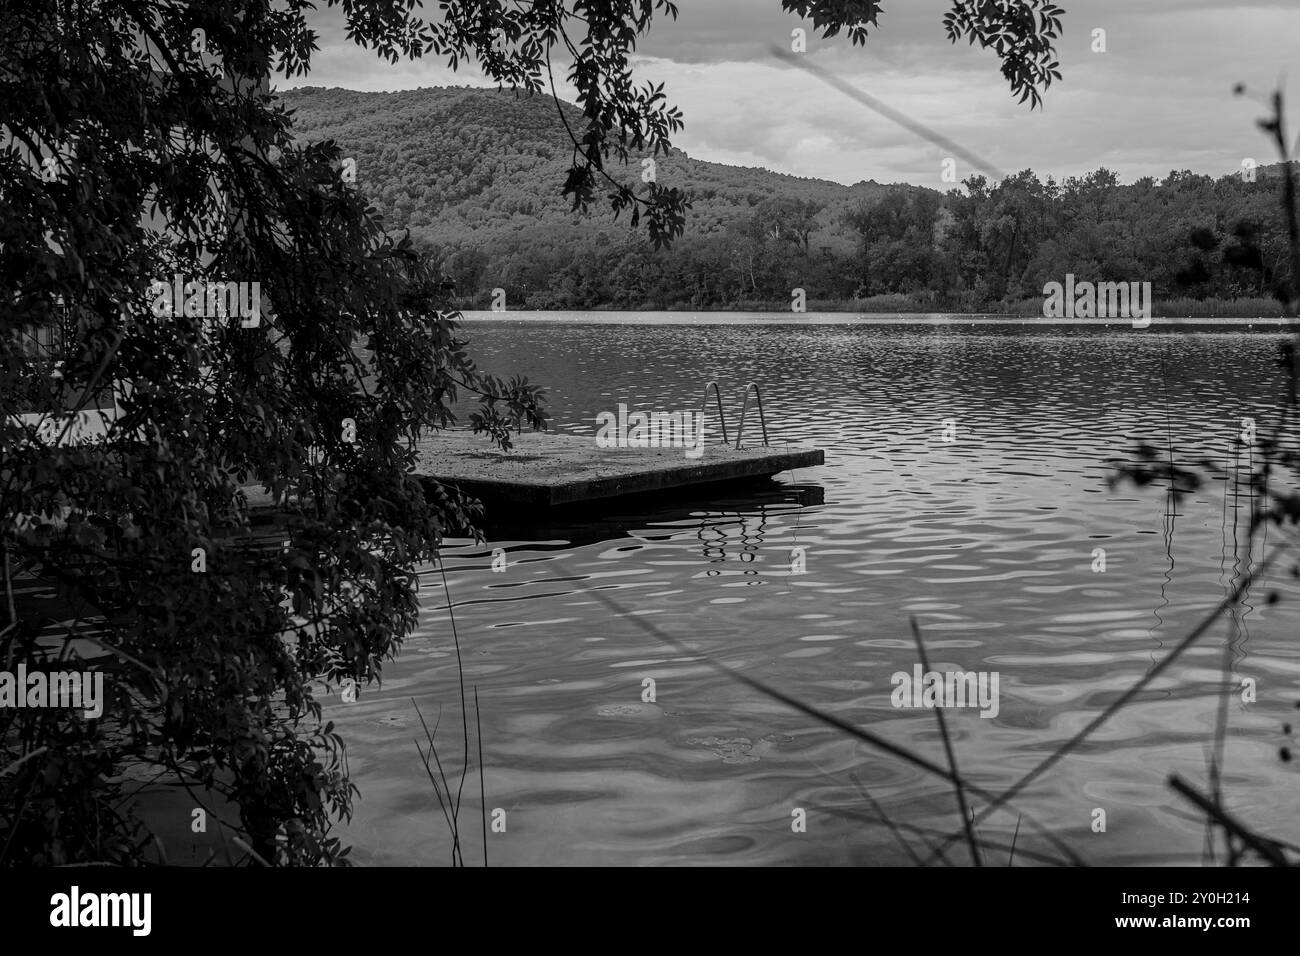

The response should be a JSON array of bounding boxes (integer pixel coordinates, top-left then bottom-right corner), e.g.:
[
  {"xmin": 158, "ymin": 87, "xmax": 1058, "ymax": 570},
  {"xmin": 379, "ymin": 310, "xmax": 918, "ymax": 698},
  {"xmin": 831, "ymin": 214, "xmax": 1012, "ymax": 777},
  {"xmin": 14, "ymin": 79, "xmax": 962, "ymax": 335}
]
[
  {"xmin": 281, "ymin": 85, "xmax": 889, "ymax": 306},
  {"xmin": 282, "ymin": 86, "xmax": 882, "ymax": 239},
  {"xmin": 281, "ymin": 86, "xmax": 1297, "ymax": 313}
]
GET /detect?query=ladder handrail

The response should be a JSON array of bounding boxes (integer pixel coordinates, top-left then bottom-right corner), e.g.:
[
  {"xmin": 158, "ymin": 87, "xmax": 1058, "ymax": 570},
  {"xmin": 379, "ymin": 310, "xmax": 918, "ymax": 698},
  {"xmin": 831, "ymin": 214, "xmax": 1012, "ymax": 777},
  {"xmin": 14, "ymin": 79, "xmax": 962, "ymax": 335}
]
[
  {"xmin": 700, "ymin": 381, "xmax": 728, "ymax": 446},
  {"xmin": 735, "ymin": 382, "xmax": 769, "ymax": 449}
]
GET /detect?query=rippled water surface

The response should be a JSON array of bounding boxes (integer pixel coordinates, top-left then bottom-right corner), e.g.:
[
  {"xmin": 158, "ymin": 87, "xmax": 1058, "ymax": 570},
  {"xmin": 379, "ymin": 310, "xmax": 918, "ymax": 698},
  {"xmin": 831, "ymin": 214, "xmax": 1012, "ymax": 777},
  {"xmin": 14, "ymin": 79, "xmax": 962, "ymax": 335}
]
[{"xmin": 333, "ymin": 315, "xmax": 1300, "ymax": 866}]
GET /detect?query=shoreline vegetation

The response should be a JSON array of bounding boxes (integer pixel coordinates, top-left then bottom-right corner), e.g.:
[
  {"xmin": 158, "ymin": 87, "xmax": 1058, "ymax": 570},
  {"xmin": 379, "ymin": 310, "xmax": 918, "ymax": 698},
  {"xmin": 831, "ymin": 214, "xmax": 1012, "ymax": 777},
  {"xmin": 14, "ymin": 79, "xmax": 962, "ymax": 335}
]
[
  {"xmin": 452, "ymin": 295, "xmax": 1293, "ymax": 319},
  {"xmin": 283, "ymin": 87, "xmax": 1300, "ymax": 333}
]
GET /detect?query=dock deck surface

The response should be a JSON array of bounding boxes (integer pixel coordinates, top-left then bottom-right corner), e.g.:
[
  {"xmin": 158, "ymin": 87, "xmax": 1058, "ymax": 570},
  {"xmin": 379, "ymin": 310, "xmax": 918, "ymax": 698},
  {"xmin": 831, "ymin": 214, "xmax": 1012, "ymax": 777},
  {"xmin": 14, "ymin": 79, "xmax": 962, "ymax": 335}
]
[{"xmin": 413, "ymin": 430, "xmax": 823, "ymax": 507}]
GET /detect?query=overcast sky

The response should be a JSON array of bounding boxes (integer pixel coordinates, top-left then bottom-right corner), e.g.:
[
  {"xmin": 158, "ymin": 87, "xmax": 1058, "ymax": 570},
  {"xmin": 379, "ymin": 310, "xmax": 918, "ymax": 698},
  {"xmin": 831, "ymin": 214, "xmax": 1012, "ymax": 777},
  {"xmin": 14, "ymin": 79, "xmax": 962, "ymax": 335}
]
[{"xmin": 280, "ymin": 1, "xmax": 1300, "ymax": 189}]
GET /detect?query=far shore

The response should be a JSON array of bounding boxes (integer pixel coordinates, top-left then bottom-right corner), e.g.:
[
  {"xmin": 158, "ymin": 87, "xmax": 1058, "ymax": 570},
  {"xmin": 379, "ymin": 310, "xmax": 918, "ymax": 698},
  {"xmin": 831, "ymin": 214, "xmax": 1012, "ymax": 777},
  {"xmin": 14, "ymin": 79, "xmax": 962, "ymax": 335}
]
[
  {"xmin": 449, "ymin": 295, "xmax": 1295, "ymax": 322},
  {"xmin": 457, "ymin": 310, "xmax": 1294, "ymax": 326}
]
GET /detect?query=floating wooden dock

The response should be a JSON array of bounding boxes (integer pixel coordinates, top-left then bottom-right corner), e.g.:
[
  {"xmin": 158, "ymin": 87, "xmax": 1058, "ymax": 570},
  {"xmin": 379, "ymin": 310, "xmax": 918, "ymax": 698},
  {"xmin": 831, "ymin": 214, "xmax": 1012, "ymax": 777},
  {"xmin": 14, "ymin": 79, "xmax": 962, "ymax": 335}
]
[{"xmin": 413, "ymin": 430, "xmax": 823, "ymax": 508}]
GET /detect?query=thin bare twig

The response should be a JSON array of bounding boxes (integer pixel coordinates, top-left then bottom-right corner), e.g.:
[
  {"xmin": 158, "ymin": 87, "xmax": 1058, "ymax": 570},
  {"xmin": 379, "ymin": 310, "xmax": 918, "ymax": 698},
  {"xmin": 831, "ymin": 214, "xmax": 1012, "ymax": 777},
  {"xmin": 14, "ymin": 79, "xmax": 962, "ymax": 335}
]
[{"xmin": 910, "ymin": 615, "xmax": 980, "ymax": 866}]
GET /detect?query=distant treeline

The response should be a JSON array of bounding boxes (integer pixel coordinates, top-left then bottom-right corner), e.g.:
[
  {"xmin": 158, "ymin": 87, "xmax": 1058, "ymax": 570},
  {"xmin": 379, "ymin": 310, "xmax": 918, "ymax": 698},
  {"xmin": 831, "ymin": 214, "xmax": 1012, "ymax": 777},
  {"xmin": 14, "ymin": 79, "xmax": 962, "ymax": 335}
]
[{"xmin": 283, "ymin": 87, "xmax": 1297, "ymax": 314}]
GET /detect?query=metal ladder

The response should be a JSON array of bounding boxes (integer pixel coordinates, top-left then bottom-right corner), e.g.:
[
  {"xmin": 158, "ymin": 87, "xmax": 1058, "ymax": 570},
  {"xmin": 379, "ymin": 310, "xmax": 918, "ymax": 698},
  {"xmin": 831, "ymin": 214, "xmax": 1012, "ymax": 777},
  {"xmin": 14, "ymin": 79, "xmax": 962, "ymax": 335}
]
[{"xmin": 699, "ymin": 382, "xmax": 769, "ymax": 450}]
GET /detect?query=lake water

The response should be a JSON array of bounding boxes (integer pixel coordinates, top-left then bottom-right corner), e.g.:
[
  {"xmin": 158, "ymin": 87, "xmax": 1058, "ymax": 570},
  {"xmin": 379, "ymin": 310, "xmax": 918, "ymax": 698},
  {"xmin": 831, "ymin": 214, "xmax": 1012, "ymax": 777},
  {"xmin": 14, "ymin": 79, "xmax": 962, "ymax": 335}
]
[{"xmin": 331, "ymin": 313, "xmax": 1300, "ymax": 866}]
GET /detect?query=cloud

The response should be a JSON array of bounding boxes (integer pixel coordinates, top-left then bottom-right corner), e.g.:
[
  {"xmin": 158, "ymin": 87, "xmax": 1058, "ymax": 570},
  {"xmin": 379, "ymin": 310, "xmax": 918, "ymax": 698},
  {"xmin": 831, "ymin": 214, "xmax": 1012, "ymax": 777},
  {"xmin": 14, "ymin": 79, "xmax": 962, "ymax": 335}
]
[{"xmin": 281, "ymin": 1, "xmax": 1300, "ymax": 187}]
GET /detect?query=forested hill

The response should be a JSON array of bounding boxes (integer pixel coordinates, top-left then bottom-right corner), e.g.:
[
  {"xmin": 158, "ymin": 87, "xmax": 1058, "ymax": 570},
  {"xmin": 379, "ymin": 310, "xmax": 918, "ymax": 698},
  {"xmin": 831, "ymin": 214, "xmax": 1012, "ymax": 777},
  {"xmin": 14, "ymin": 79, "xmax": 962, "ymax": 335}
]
[
  {"xmin": 275, "ymin": 84, "xmax": 883, "ymax": 244},
  {"xmin": 281, "ymin": 85, "xmax": 883, "ymax": 245},
  {"xmin": 280, "ymin": 86, "xmax": 1298, "ymax": 314},
  {"xmin": 280, "ymin": 85, "xmax": 890, "ymax": 307}
]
